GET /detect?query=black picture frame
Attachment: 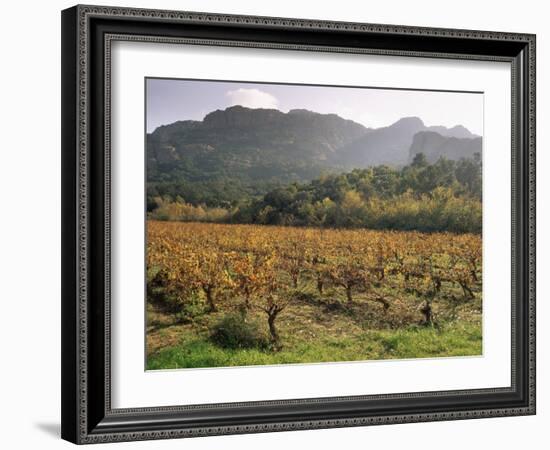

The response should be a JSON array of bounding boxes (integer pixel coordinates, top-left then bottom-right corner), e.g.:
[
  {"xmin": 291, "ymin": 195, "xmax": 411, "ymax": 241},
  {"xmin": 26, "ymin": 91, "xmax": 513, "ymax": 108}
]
[{"xmin": 61, "ymin": 4, "xmax": 536, "ymax": 444}]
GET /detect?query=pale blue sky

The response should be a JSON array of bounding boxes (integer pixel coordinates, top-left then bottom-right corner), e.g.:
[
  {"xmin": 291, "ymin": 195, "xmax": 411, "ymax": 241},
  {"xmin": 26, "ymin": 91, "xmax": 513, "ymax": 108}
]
[{"xmin": 146, "ymin": 78, "xmax": 483, "ymax": 135}]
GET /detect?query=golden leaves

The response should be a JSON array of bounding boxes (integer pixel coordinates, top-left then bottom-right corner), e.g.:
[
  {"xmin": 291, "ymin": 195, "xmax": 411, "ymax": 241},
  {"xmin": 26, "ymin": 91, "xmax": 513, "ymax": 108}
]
[{"xmin": 147, "ymin": 220, "xmax": 482, "ymax": 310}]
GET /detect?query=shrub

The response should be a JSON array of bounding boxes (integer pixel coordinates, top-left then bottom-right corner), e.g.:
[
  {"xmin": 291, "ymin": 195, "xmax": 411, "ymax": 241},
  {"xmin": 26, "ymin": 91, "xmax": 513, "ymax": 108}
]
[
  {"xmin": 146, "ymin": 267, "xmax": 206, "ymax": 323},
  {"xmin": 210, "ymin": 313, "xmax": 269, "ymax": 350},
  {"xmin": 173, "ymin": 295, "xmax": 206, "ymax": 324},
  {"xmin": 149, "ymin": 197, "xmax": 230, "ymax": 222}
]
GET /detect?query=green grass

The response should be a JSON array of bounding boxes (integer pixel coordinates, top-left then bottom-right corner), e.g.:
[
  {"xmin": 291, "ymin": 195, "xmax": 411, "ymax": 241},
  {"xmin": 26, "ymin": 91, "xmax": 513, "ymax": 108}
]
[
  {"xmin": 146, "ymin": 277, "xmax": 482, "ymax": 370},
  {"xmin": 147, "ymin": 321, "xmax": 482, "ymax": 370}
]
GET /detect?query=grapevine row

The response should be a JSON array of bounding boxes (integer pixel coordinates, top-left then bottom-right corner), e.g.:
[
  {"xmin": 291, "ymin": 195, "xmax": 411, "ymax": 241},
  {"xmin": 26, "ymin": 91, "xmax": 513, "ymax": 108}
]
[{"xmin": 147, "ymin": 221, "xmax": 482, "ymax": 347}]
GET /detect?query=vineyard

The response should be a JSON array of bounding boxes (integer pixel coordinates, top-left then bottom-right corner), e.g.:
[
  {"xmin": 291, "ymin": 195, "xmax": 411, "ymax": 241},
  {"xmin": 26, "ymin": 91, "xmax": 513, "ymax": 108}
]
[{"xmin": 146, "ymin": 220, "xmax": 482, "ymax": 369}]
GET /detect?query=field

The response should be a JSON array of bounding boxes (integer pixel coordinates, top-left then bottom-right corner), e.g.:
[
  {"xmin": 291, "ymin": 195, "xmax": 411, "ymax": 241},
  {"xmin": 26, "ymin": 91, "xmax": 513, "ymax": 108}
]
[{"xmin": 146, "ymin": 220, "xmax": 482, "ymax": 369}]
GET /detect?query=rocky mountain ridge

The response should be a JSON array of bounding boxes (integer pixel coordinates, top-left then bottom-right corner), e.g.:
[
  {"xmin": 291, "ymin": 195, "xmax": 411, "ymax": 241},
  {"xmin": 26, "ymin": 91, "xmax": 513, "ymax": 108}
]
[{"xmin": 147, "ymin": 105, "xmax": 481, "ymax": 184}]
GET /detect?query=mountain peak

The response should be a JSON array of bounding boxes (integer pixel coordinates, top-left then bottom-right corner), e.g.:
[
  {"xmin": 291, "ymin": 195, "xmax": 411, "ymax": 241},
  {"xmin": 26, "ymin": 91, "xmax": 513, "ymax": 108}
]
[
  {"xmin": 388, "ymin": 116, "xmax": 425, "ymax": 130},
  {"xmin": 409, "ymin": 130, "xmax": 482, "ymax": 163},
  {"xmin": 449, "ymin": 124, "xmax": 478, "ymax": 138},
  {"xmin": 426, "ymin": 123, "xmax": 477, "ymax": 139},
  {"xmin": 202, "ymin": 105, "xmax": 284, "ymax": 128},
  {"xmin": 288, "ymin": 108, "xmax": 315, "ymax": 115},
  {"xmin": 223, "ymin": 104, "xmax": 278, "ymax": 113},
  {"xmin": 450, "ymin": 124, "xmax": 468, "ymax": 131}
]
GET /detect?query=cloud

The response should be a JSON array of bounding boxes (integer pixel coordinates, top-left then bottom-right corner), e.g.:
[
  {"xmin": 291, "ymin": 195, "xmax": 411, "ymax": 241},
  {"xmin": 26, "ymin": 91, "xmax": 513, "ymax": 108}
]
[{"xmin": 225, "ymin": 88, "xmax": 279, "ymax": 109}]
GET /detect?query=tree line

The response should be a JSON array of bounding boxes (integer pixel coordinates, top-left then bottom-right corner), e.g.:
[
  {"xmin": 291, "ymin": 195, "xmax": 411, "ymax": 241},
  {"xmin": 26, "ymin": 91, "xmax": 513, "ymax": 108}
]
[{"xmin": 149, "ymin": 153, "xmax": 482, "ymax": 234}]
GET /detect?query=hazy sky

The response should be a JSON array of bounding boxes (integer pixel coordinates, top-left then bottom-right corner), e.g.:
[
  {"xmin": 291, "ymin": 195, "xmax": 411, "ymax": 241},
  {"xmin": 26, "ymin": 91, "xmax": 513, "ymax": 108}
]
[{"xmin": 146, "ymin": 78, "xmax": 483, "ymax": 135}]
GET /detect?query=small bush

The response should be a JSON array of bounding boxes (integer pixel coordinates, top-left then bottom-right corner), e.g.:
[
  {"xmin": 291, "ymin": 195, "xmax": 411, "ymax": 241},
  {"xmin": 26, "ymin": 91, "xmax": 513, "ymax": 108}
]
[
  {"xmin": 173, "ymin": 295, "xmax": 206, "ymax": 324},
  {"xmin": 210, "ymin": 313, "xmax": 269, "ymax": 350}
]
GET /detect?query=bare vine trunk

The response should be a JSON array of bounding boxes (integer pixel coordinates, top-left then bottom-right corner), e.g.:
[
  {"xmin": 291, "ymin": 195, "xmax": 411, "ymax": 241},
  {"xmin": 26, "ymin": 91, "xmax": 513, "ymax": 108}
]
[
  {"xmin": 267, "ymin": 313, "xmax": 279, "ymax": 344},
  {"xmin": 317, "ymin": 276, "xmax": 324, "ymax": 295},
  {"xmin": 204, "ymin": 286, "xmax": 217, "ymax": 312},
  {"xmin": 346, "ymin": 285, "xmax": 353, "ymax": 303},
  {"xmin": 460, "ymin": 282, "xmax": 474, "ymax": 299},
  {"xmin": 421, "ymin": 299, "xmax": 433, "ymax": 326},
  {"xmin": 266, "ymin": 311, "xmax": 284, "ymax": 352}
]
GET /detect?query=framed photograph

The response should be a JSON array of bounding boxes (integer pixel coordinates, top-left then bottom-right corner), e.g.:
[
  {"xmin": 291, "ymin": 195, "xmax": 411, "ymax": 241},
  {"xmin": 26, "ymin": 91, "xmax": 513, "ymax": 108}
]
[{"xmin": 61, "ymin": 4, "xmax": 536, "ymax": 444}]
